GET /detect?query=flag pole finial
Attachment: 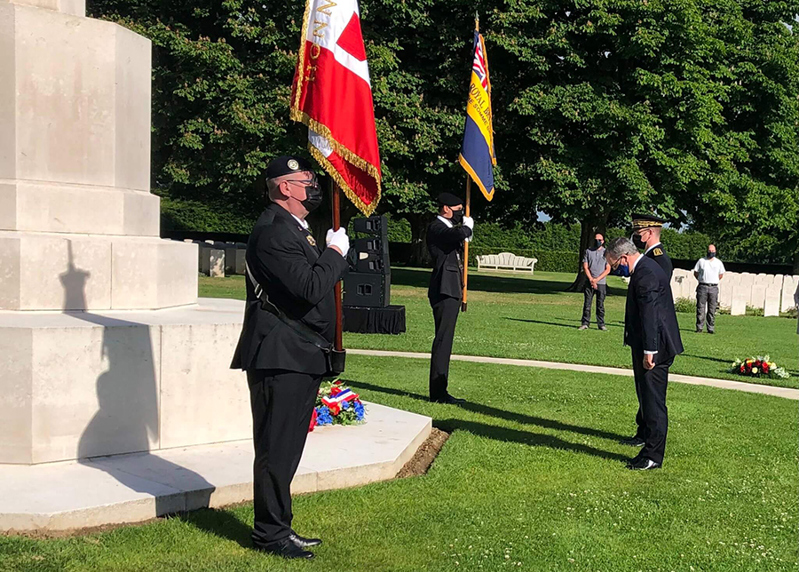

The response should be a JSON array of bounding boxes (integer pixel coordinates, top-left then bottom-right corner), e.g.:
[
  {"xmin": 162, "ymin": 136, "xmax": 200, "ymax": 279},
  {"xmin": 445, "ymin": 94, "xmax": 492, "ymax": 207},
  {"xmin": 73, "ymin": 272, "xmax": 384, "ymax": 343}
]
[{"xmin": 475, "ymin": 12, "xmax": 479, "ymax": 31}]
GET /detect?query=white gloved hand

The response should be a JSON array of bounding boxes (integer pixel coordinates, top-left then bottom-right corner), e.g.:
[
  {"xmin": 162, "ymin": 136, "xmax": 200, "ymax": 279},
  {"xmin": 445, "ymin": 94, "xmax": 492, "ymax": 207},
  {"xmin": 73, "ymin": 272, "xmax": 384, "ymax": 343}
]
[
  {"xmin": 463, "ymin": 216, "xmax": 474, "ymax": 229},
  {"xmin": 326, "ymin": 228, "xmax": 350, "ymax": 257}
]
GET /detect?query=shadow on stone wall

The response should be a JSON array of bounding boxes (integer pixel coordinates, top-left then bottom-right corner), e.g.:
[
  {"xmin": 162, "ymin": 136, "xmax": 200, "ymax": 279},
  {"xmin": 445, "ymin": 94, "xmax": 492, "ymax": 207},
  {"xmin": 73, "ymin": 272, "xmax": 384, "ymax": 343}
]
[{"xmin": 60, "ymin": 240, "xmax": 215, "ymax": 514}]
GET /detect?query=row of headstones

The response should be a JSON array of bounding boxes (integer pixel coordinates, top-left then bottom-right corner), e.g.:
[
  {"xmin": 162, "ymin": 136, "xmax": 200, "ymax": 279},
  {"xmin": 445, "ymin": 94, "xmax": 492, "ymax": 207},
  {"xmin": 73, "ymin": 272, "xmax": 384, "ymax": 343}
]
[
  {"xmin": 184, "ymin": 240, "xmax": 247, "ymax": 278},
  {"xmin": 671, "ymin": 269, "xmax": 798, "ymax": 316}
]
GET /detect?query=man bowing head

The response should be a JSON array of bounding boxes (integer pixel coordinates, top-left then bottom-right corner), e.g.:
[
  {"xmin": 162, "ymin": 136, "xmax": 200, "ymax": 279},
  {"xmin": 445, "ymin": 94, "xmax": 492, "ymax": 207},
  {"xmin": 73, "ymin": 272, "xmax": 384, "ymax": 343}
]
[{"xmin": 605, "ymin": 237, "xmax": 683, "ymax": 471}]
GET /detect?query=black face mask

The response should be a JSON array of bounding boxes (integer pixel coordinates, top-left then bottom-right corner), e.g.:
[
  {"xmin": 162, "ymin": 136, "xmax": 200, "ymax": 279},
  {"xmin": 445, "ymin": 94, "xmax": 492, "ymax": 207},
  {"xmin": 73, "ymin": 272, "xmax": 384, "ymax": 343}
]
[
  {"xmin": 632, "ymin": 233, "xmax": 646, "ymax": 250},
  {"xmin": 708, "ymin": 251, "xmax": 716, "ymax": 258},
  {"xmin": 300, "ymin": 178, "xmax": 323, "ymax": 212},
  {"xmin": 595, "ymin": 239, "xmax": 604, "ymax": 249},
  {"xmin": 450, "ymin": 210, "xmax": 465, "ymax": 225}
]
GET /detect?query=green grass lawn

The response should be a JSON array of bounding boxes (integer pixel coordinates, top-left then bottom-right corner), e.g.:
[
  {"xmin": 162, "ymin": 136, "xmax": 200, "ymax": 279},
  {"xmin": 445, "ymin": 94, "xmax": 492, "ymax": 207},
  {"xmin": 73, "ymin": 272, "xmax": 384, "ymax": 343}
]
[
  {"xmin": 199, "ymin": 268, "xmax": 799, "ymax": 388},
  {"xmin": 3, "ymin": 355, "xmax": 796, "ymax": 571}
]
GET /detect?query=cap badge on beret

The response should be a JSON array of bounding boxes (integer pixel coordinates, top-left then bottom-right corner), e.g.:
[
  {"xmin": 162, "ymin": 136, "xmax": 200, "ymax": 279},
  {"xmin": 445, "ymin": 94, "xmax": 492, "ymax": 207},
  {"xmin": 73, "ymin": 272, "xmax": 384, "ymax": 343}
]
[{"xmin": 287, "ymin": 159, "xmax": 300, "ymax": 171}]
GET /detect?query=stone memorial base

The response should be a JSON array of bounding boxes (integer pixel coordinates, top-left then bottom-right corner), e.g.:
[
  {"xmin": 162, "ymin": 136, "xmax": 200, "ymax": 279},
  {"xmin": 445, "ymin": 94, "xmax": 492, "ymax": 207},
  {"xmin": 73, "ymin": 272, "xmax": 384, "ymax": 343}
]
[
  {"xmin": 0, "ymin": 298, "xmax": 250, "ymax": 465},
  {"xmin": 0, "ymin": 403, "xmax": 432, "ymax": 532}
]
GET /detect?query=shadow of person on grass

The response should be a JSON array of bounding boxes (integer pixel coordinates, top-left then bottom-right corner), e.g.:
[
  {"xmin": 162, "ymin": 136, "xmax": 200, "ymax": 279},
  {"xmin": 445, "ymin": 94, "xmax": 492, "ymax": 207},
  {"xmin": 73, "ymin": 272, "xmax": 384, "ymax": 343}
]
[
  {"xmin": 344, "ymin": 379, "xmax": 628, "ymax": 442},
  {"xmin": 177, "ymin": 507, "xmax": 253, "ymax": 549},
  {"xmin": 434, "ymin": 418, "xmax": 630, "ymax": 463},
  {"xmin": 504, "ymin": 317, "xmax": 624, "ymax": 329}
]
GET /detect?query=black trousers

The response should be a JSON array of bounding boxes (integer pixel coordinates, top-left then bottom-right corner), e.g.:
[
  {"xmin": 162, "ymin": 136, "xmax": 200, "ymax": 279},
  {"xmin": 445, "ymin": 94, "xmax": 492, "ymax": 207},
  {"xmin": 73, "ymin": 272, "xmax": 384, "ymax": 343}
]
[
  {"xmin": 631, "ymin": 350, "xmax": 673, "ymax": 464},
  {"xmin": 429, "ymin": 296, "xmax": 461, "ymax": 400},
  {"xmin": 247, "ymin": 369, "xmax": 321, "ymax": 546},
  {"xmin": 581, "ymin": 283, "xmax": 607, "ymax": 327}
]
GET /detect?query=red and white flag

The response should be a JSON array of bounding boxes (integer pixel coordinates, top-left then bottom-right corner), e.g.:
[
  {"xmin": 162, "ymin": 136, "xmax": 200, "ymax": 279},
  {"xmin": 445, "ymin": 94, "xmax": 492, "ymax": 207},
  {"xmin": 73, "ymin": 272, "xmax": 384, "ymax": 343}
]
[{"xmin": 291, "ymin": 0, "xmax": 382, "ymax": 215}]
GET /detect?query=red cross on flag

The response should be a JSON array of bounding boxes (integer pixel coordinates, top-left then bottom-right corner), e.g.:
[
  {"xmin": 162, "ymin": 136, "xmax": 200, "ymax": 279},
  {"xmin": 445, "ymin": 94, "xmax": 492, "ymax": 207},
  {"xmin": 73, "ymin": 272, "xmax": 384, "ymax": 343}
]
[{"xmin": 291, "ymin": 0, "xmax": 382, "ymax": 216}]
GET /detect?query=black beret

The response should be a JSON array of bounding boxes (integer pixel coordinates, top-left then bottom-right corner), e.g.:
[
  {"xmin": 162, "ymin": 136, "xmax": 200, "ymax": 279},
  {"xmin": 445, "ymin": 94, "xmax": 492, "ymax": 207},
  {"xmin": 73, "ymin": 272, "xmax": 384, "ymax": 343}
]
[
  {"xmin": 265, "ymin": 155, "xmax": 315, "ymax": 180},
  {"xmin": 631, "ymin": 213, "xmax": 665, "ymax": 229},
  {"xmin": 437, "ymin": 192, "xmax": 464, "ymax": 207}
]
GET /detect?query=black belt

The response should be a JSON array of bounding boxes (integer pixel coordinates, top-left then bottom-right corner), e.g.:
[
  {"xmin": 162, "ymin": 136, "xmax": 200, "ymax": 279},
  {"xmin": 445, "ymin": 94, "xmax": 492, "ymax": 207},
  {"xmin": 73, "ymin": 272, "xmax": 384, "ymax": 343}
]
[{"xmin": 699, "ymin": 283, "xmax": 718, "ymax": 286}]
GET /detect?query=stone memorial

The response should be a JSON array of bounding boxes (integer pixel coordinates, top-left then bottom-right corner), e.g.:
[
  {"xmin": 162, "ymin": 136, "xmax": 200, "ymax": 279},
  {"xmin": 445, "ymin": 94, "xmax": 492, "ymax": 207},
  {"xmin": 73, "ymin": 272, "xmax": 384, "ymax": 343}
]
[{"xmin": 0, "ymin": 0, "xmax": 249, "ymax": 464}]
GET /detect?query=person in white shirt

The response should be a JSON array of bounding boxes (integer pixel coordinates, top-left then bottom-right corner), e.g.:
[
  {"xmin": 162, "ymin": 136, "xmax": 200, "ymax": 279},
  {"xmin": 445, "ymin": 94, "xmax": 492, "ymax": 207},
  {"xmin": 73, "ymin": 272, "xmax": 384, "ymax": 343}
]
[{"xmin": 693, "ymin": 244, "xmax": 725, "ymax": 334}]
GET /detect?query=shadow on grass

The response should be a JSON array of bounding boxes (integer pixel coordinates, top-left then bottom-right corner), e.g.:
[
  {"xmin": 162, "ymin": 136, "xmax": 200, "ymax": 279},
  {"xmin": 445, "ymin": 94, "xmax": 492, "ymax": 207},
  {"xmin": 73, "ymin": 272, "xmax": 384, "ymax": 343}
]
[
  {"xmin": 505, "ymin": 317, "xmax": 624, "ymax": 329},
  {"xmin": 344, "ymin": 379, "xmax": 628, "ymax": 444},
  {"xmin": 682, "ymin": 353, "xmax": 734, "ymax": 365},
  {"xmin": 178, "ymin": 507, "xmax": 252, "ymax": 550},
  {"xmin": 434, "ymin": 418, "xmax": 630, "ymax": 463}
]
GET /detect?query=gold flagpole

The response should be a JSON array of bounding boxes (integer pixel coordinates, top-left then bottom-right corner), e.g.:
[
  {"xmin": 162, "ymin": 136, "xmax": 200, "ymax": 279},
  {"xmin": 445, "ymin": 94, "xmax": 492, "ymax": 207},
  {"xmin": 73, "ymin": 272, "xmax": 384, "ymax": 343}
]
[
  {"xmin": 462, "ymin": 176, "xmax": 471, "ymax": 312},
  {"xmin": 461, "ymin": 14, "xmax": 478, "ymax": 313}
]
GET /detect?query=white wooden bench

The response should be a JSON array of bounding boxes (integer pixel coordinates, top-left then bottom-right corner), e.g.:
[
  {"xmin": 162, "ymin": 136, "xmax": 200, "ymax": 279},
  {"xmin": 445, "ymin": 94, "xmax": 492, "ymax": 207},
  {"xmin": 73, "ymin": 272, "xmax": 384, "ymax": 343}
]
[{"xmin": 476, "ymin": 252, "xmax": 537, "ymax": 273}]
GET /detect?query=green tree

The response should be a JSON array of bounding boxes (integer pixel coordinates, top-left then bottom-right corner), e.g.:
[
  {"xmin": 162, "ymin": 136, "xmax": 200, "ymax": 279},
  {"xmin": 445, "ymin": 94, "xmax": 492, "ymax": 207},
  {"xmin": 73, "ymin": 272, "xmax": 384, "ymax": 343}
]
[{"xmin": 487, "ymin": 0, "xmax": 799, "ymax": 282}]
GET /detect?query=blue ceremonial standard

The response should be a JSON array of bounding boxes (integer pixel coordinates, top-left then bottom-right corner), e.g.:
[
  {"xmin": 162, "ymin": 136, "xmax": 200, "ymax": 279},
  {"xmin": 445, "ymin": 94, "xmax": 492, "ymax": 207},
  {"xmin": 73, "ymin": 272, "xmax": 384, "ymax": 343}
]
[{"xmin": 458, "ymin": 25, "xmax": 497, "ymax": 201}]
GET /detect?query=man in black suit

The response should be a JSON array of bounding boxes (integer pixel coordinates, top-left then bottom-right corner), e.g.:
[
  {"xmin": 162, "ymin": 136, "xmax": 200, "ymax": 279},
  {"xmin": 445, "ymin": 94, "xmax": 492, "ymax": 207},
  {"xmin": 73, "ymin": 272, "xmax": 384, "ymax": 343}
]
[
  {"xmin": 631, "ymin": 213, "xmax": 673, "ymax": 280},
  {"xmin": 231, "ymin": 156, "xmax": 350, "ymax": 559},
  {"xmin": 426, "ymin": 192, "xmax": 474, "ymax": 404},
  {"xmin": 605, "ymin": 237, "xmax": 684, "ymax": 470}
]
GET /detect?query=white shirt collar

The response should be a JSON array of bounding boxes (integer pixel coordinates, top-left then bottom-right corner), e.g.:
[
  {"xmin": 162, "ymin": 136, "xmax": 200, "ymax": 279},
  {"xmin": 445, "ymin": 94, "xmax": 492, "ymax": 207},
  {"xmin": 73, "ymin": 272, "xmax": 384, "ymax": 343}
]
[
  {"xmin": 437, "ymin": 215, "xmax": 453, "ymax": 228},
  {"xmin": 644, "ymin": 242, "xmax": 661, "ymax": 256},
  {"xmin": 291, "ymin": 213, "xmax": 309, "ymax": 230},
  {"xmin": 631, "ymin": 253, "xmax": 644, "ymax": 273}
]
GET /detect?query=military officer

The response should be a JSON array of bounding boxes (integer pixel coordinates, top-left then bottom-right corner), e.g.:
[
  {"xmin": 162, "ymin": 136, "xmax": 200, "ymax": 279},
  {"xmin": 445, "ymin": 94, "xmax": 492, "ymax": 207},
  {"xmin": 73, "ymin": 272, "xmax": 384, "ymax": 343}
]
[
  {"xmin": 631, "ymin": 213, "xmax": 673, "ymax": 280},
  {"xmin": 427, "ymin": 192, "xmax": 474, "ymax": 404},
  {"xmin": 231, "ymin": 156, "xmax": 350, "ymax": 559},
  {"xmin": 605, "ymin": 238, "xmax": 683, "ymax": 470}
]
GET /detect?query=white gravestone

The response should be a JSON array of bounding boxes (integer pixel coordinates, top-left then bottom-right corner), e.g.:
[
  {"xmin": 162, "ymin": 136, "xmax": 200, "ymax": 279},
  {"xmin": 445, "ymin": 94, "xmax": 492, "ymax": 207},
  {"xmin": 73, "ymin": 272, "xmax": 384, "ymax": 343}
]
[
  {"xmin": 209, "ymin": 249, "xmax": 225, "ymax": 278},
  {"xmin": 730, "ymin": 285, "xmax": 748, "ymax": 316},
  {"xmin": 737, "ymin": 273, "xmax": 755, "ymax": 306},
  {"xmin": 782, "ymin": 276, "xmax": 799, "ymax": 313},
  {"xmin": 750, "ymin": 283, "xmax": 767, "ymax": 311},
  {"xmin": 718, "ymin": 273, "xmax": 736, "ymax": 309},
  {"xmin": 764, "ymin": 284, "xmax": 781, "ymax": 317},
  {"xmin": 235, "ymin": 245, "xmax": 247, "ymax": 275}
]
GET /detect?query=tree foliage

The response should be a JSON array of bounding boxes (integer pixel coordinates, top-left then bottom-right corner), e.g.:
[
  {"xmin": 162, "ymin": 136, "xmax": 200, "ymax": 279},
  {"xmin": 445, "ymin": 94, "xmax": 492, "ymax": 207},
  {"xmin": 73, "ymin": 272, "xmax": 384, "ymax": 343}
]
[{"xmin": 88, "ymin": 0, "xmax": 799, "ymax": 267}]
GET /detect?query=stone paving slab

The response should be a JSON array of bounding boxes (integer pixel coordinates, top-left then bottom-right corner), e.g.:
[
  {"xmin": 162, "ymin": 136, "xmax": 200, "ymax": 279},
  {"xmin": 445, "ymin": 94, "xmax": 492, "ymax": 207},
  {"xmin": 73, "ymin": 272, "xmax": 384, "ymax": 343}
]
[
  {"xmin": 0, "ymin": 403, "xmax": 431, "ymax": 532},
  {"xmin": 349, "ymin": 350, "xmax": 799, "ymax": 401}
]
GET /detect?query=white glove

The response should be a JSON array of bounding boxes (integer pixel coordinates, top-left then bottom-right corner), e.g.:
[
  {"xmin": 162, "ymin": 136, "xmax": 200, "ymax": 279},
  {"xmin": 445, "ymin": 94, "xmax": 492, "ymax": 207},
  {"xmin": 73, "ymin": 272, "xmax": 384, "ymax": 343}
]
[
  {"xmin": 463, "ymin": 216, "xmax": 474, "ymax": 242},
  {"xmin": 325, "ymin": 228, "xmax": 350, "ymax": 257}
]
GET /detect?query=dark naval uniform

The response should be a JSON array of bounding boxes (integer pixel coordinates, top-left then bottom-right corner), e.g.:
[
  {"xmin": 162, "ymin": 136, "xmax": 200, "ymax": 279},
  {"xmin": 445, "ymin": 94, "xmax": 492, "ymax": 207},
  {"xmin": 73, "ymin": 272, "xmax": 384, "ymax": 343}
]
[
  {"xmin": 427, "ymin": 196, "xmax": 472, "ymax": 402},
  {"xmin": 645, "ymin": 243, "xmax": 673, "ymax": 281},
  {"xmin": 625, "ymin": 255, "xmax": 683, "ymax": 465},
  {"xmin": 232, "ymin": 196, "xmax": 347, "ymax": 548}
]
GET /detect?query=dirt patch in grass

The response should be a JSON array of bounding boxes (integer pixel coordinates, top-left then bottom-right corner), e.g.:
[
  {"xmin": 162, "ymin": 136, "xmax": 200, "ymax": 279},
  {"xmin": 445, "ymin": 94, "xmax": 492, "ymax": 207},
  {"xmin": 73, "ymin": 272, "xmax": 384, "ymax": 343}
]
[{"xmin": 395, "ymin": 428, "xmax": 450, "ymax": 479}]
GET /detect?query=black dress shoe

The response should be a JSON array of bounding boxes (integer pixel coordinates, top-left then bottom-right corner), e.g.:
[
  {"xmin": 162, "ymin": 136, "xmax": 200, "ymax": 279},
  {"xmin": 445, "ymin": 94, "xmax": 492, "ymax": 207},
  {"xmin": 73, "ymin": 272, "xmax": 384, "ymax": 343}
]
[
  {"xmin": 619, "ymin": 436, "xmax": 646, "ymax": 447},
  {"xmin": 431, "ymin": 394, "xmax": 466, "ymax": 404},
  {"xmin": 626, "ymin": 457, "xmax": 661, "ymax": 471},
  {"xmin": 290, "ymin": 532, "xmax": 322, "ymax": 549},
  {"xmin": 254, "ymin": 538, "xmax": 315, "ymax": 559}
]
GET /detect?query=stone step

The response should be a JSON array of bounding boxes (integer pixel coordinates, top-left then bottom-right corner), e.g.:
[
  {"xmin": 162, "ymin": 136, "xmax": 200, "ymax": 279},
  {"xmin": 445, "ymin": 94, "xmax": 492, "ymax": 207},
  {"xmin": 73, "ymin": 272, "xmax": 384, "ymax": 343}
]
[{"xmin": 0, "ymin": 402, "xmax": 431, "ymax": 532}]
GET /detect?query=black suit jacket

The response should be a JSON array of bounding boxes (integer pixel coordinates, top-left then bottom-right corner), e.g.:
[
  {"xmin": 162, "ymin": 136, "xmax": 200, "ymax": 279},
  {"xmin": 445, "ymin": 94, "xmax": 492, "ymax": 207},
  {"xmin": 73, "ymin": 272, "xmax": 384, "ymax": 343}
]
[
  {"xmin": 624, "ymin": 255, "xmax": 684, "ymax": 364},
  {"xmin": 231, "ymin": 204, "xmax": 348, "ymax": 374},
  {"xmin": 645, "ymin": 243, "xmax": 673, "ymax": 281},
  {"xmin": 426, "ymin": 217, "xmax": 472, "ymax": 301}
]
